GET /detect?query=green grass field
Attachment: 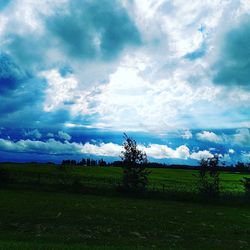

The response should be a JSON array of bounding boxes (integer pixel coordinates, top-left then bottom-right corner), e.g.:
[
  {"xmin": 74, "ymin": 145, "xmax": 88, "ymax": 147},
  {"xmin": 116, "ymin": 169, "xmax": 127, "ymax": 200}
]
[
  {"xmin": 0, "ymin": 188, "xmax": 250, "ymax": 250},
  {"xmin": 0, "ymin": 163, "xmax": 249, "ymax": 194},
  {"xmin": 0, "ymin": 163, "xmax": 250, "ymax": 249}
]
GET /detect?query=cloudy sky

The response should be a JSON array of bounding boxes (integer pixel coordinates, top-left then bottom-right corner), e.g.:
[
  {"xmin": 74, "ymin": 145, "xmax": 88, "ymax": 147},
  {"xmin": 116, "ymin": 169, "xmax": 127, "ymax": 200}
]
[{"xmin": 0, "ymin": 0, "xmax": 250, "ymax": 164}]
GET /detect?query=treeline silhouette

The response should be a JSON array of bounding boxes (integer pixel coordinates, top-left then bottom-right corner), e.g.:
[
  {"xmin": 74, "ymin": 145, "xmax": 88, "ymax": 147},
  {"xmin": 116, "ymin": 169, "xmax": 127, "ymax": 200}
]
[
  {"xmin": 61, "ymin": 158, "xmax": 250, "ymax": 173},
  {"xmin": 62, "ymin": 158, "xmax": 107, "ymax": 167}
]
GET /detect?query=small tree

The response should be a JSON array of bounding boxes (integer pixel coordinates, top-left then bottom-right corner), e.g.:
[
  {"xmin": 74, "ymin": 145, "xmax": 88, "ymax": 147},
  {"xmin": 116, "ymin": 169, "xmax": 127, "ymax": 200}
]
[
  {"xmin": 0, "ymin": 168, "xmax": 10, "ymax": 187},
  {"xmin": 195, "ymin": 155, "xmax": 220, "ymax": 198},
  {"xmin": 241, "ymin": 177, "xmax": 250, "ymax": 198},
  {"xmin": 120, "ymin": 133, "xmax": 150, "ymax": 192}
]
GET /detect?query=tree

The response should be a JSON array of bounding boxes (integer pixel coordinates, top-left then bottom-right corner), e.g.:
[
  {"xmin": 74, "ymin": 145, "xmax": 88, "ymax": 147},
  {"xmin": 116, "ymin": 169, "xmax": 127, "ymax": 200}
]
[
  {"xmin": 120, "ymin": 133, "xmax": 150, "ymax": 192},
  {"xmin": 78, "ymin": 158, "xmax": 86, "ymax": 166},
  {"xmin": 0, "ymin": 168, "xmax": 9, "ymax": 187},
  {"xmin": 98, "ymin": 159, "xmax": 107, "ymax": 166},
  {"xmin": 195, "ymin": 155, "xmax": 220, "ymax": 198},
  {"xmin": 241, "ymin": 177, "xmax": 250, "ymax": 198}
]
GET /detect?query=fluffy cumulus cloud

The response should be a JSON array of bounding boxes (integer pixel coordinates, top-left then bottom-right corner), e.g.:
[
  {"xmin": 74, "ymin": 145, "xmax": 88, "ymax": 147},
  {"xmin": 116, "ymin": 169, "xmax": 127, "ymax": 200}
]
[
  {"xmin": 196, "ymin": 131, "xmax": 223, "ymax": 144},
  {"xmin": 24, "ymin": 129, "xmax": 42, "ymax": 139},
  {"xmin": 0, "ymin": 136, "xmax": 216, "ymax": 161},
  {"xmin": 0, "ymin": 138, "xmax": 122, "ymax": 157},
  {"xmin": 58, "ymin": 131, "xmax": 71, "ymax": 141},
  {"xmin": 190, "ymin": 150, "xmax": 214, "ymax": 161},
  {"xmin": 0, "ymin": 138, "xmax": 81, "ymax": 155},
  {"xmin": 144, "ymin": 144, "xmax": 190, "ymax": 159},
  {"xmin": 233, "ymin": 128, "xmax": 250, "ymax": 147},
  {"xmin": 196, "ymin": 129, "xmax": 250, "ymax": 147},
  {"xmin": 181, "ymin": 130, "xmax": 193, "ymax": 139},
  {"xmin": 241, "ymin": 151, "xmax": 250, "ymax": 162}
]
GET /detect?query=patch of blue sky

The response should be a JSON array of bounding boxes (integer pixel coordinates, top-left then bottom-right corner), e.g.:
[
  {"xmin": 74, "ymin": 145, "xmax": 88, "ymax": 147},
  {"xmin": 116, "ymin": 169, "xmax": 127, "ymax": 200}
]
[
  {"xmin": 184, "ymin": 42, "xmax": 206, "ymax": 61},
  {"xmin": 0, "ymin": 0, "xmax": 11, "ymax": 10}
]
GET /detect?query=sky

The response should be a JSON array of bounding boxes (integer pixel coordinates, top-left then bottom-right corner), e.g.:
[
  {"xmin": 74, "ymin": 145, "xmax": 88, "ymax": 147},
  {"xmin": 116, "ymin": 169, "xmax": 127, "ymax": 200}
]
[{"xmin": 0, "ymin": 0, "xmax": 250, "ymax": 165}]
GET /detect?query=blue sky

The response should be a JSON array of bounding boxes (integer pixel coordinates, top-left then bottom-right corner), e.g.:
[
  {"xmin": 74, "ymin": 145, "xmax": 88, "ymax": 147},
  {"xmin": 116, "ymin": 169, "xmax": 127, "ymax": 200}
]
[{"xmin": 0, "ymin": 0, "xmax": 249, "ymax": 164}]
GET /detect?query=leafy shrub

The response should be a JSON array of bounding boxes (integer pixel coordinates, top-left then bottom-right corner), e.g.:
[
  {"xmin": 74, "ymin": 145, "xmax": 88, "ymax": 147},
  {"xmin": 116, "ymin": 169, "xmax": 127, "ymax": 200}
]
[
  {"xmin": 0, "ymin": 168, "xmax": 10, "ymax": 185},
  {"xmin": 120, "ymin": 133, "xmax": 150, "ymax": 193},
  {"xmin": 241, "ymin": 177, "xmax": 250, "ymax": 197},
  {"xmin": 195, "ymin": 156, "xmax": 220, "ymax": 198},
  {"xmin": 71, "ymin": 177, "xmax": 83, "ymax": 192},
  {"xmin": 235, "ymin": 162, "xmax": 250, "ymax": 172}
]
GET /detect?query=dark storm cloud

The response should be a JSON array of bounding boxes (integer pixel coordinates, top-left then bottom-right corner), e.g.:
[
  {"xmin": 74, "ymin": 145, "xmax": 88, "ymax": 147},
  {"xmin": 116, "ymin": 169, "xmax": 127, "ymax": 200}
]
[
  {"xmin": 46, "ymin": 0, "xmax": 141, "ymax": 60},
  {"xmin": 3, "ymin": 0, "xmax": 141, "ymax": 70},
  {"xmin": 0, "ymin": 54, "xmax": 70, "ymax": 128},
  {"xmin": 0, "ymin": 53, "xmax": 28, "ymax": 93},
  {"xmin": 0, "ymin": 53, "xmax": 44, "ymax": 117},
  {"xmin": 5, "ymin": 34, "xmax": 47, "ymax": 70},
  {"xmin": 0, "ymin": 91, "xmax": 71, "ymax": 128},
  {"xmin": 213, "ymin": 16, "xmax": 250, "ymax": 88}
]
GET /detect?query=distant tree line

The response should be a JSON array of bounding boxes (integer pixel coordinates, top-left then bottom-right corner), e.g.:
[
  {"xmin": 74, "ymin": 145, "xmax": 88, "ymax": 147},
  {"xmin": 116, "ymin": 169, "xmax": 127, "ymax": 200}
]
[
  {"xmin": 61, "ymin": 158, "xmax": 107, "ymax": 167},
  {"xmin": 61, "ymin": 158, "xmax": 250, "ymax": 173},
  {"xmin": 235, "ymin": 162, "xmax": 250, "ymax": 173}
]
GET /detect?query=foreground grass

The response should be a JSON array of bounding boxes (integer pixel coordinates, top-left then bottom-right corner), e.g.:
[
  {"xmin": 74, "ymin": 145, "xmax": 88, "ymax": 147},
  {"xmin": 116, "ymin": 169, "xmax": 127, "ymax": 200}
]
[{"xmin": 0, "ymin": 188, "xmax": 250, "ymax": 250}]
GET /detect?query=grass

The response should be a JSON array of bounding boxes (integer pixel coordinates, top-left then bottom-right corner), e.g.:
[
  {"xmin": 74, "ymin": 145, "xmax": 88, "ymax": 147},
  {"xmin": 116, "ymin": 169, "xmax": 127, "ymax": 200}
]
[
  {"xmin": 0, "ymin": 188, "xmax": 250, "ymax": 250},
  {"xmin": 0, "ymin": 163, "xmax": 250, "ymax": 249},
  {"xmin": 0, "ymin": 163, "xmax": 249, "ymax": 194}
]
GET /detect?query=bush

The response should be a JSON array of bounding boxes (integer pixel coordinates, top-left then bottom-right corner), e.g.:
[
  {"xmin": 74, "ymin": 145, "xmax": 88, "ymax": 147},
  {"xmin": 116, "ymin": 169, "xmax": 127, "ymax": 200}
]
[
  {"xmin": 71, "ymin": 177, "xmax": 83, "ymax": 192},
  {"xmin": 195, "ymin": 156, "xmax": 220, "ymax": 198},
  {"xmin": 0, "ymin": 168, "xmax": 10, "ymax": 186},
  {"xmin": 120, "ymin": 133, "xmax": 150, "ymax": 193},
  {"xmin": 241, "ymin": 177, "xmax": 250, "ymax": 197},
  {"xmin": 235, "ymin": 162, "xmax": 250, "ymax": 172}
]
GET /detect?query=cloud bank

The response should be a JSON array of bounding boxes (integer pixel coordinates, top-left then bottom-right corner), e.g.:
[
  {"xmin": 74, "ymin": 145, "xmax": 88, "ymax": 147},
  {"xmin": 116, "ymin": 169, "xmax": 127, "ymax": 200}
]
[
  {"xmin": 0, "ymin": 137, "xmax": 215, "ymax": 161},
  {"xmin": 196, "ymin": 129, "xmax": 250, "ymax": 147},
  {"xmin": 0, "ymin": 0, "xmax": 249, "ymax": 133}
]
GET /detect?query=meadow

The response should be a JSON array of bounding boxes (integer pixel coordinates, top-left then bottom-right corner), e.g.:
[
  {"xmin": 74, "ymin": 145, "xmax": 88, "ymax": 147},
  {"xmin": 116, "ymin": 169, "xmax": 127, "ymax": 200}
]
[
  {"xmin": 0, "ymin": 163, "xmax": 250, "ymax": 249},
  {"xmin": 0, "ymin": 163, "xmax": 249, "ymax": 194}
]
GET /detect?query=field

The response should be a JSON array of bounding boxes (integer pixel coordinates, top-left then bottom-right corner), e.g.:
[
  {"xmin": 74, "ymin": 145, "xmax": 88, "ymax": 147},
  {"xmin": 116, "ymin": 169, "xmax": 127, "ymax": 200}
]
[
  {"xmin": 0, "ymin": 163, "xmax": 249, "ymax": 194},
  {"xmin": 0, "ymin": 163, "xmax": 250, "ymax": 249}
]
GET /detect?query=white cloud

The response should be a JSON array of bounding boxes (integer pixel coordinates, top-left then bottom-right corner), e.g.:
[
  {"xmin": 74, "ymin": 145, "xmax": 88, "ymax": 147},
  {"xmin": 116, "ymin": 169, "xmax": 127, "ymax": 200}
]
[
  {"xmin": 47, "ymin": 132, "xmax": 54, "ymax": 138},
  {"xmin": 40, "ymin": 70, "xmax": 78, "ymax": 112},
  {"xmin": 58, "ymin": 131, "xmax": 71, "ymax": 141},
  {"xmin": 80, "ymin": 142, "xmax": 122, "ymax": 157},
  {"xmin": 220, "ymin": 153, "xmax": 231, "ymax": 163},
  {"xmin": 233, "ymin": 128, "xmax": 250, "ymax": 147},
  {"xmin": 241, "ymin": 151, "xmax": 250, "ymax": 163},
  {"xmin": 144, "ymin": 144, "xmax": 190, "ymax": 159},
  {"xmin": 0, "ymin": 138, "xmax": 121, "ymax": 156},
  {"xmin": 181, "ymin": 130, "xmax": 193, "ymax": 139},
  {"xmin": 195, "ymin": 129, "xmax": 250, "ymax": 147},
  {"xmin": 196, "ymin": 131, "xmax": 223, "ymax": 143},
  {"xmin": 0, "ymin": 137, "xmax": 215, "ymax": 161},
  {"xmin": 190, "ymin": 150, "xmax": 213, "ymax": 160},
  {"xmin": 228, "ymin": 148, "xmax": 235, "ymax": 154},
  {"xmin": 24, "ymin": 129, "xmax": 42, "ymax": 139},
  {"xmin": 68, "ymin": 55, "xmax": 222, "ymax": 133},
  {"xmin": 0, "ymin": 138, "xmax": 79, "ymax": 155}
]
